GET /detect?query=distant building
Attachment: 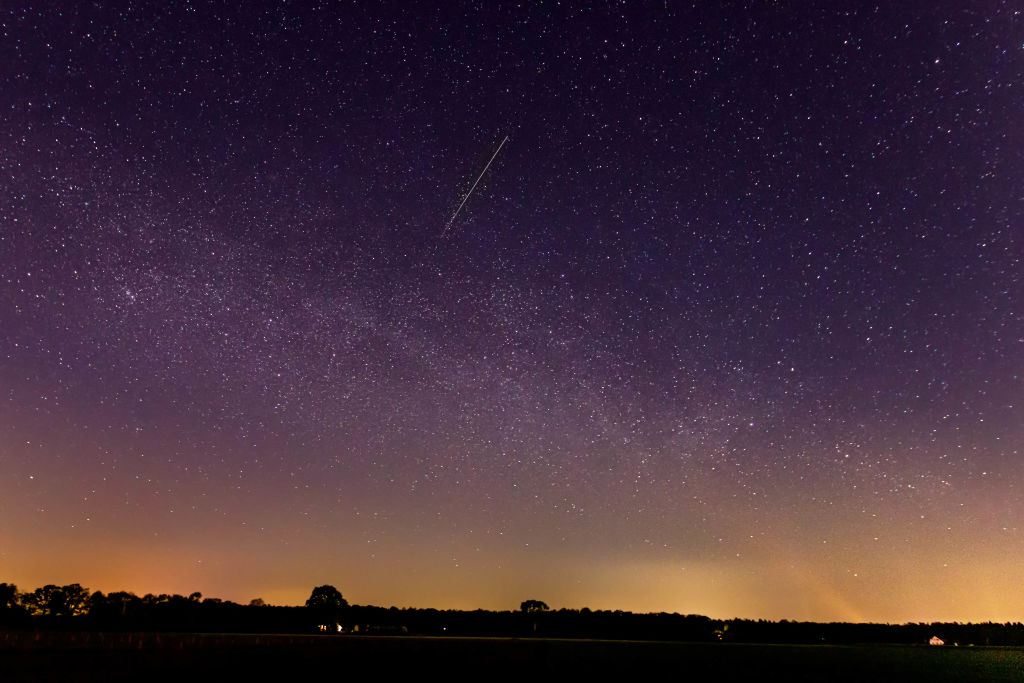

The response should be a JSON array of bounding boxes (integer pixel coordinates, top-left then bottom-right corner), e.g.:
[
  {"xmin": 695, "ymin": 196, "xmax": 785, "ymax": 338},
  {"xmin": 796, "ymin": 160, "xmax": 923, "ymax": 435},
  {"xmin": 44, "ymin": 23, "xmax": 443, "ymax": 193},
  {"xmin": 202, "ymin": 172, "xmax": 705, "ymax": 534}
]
[{"xmin": 929, "ymin": 636, "xmax": 945, "ymax": 646}]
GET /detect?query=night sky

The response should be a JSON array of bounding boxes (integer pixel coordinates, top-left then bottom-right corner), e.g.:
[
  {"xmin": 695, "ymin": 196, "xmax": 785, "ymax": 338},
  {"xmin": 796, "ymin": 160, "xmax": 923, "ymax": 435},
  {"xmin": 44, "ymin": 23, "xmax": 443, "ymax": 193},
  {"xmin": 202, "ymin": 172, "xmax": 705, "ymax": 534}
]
[{"xmin": 2, "ymin": 2, "xmax": 1022, "ymax": 623}]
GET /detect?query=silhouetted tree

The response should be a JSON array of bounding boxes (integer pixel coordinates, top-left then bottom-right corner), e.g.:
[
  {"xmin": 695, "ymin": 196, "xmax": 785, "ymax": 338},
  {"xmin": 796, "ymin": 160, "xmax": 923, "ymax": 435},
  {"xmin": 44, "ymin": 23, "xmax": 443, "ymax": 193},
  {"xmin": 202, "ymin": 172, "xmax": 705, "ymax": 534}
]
[
  {"xmin": 88, "ymin": 591, "xmax": 141, "ymax": 621},
  {"xmin": 307, "ymin": 585, "xmax": 348, "ymax": 610},
  {"xmin": 0, "ymin": 582, "xmax": 18, "ymax": 610},
  {"xmin": 520, "ymin": 599, "xmax": 549, "ymax": 613},
  {"xmin": 0, "ymin": 582, "xmax": 28, "ymax": 625},
  {"xmin": 249, "ymin": 598, "xmax": 267, "ymax": 607},
  {"xmin": 0, "ymin": 585, "xmax": 27, "ymax": 626},
  {"xmin": 22, "ymin": 584, "xmax": 90, "ymax": 617},
  {"xmin": 306, "ymin": 585, "xmax": 348, "ymax": 628},
  {"xmin": 520, "ymin": 599, "xmax": 550, "ymax": 635}
]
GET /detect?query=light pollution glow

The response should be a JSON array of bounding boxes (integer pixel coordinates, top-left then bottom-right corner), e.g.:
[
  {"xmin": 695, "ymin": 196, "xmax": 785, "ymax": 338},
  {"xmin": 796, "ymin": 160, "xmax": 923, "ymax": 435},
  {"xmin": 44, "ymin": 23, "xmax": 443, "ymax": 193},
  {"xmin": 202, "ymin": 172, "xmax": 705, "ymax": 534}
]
[{"xmin": 1, "ymin": 2, "xmax": 1021, "ymax": 624}]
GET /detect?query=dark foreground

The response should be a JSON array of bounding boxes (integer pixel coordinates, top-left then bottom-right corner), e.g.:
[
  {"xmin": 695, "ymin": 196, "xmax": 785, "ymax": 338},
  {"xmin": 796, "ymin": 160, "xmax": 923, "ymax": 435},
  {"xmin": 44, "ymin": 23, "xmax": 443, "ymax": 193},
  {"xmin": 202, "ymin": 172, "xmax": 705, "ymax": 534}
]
[{"xmin": 2, "ymin": 632, "xmax": 1023, "ymax": 682}]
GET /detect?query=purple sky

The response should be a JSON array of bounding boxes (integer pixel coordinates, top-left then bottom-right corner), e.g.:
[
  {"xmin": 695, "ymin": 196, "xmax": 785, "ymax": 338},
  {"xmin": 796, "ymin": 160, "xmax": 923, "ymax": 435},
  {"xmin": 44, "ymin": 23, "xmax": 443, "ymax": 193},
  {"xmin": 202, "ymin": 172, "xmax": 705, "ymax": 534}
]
[{"xmin": 1, "ymin": 2, "xmax": 1021, "ymax": 621}]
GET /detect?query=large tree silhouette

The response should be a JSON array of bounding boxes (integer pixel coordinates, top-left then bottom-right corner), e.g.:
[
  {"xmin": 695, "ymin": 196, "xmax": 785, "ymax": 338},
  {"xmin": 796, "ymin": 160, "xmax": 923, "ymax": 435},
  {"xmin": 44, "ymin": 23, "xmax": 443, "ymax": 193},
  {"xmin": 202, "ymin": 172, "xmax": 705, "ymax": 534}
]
[
  {"xmin": 520, "ymin": 599, "xmax": 549, "ymax": 613},
  {"xmin": 520, "ymin": 599, "xmax": 550, "ymax": 635},
  {"xmin": 22, "ymin": 584, "xmax": 90, "ymax": 617},
  {"xmin": 0, "ymin": 582, "xmax": 27, "ymax": 625},
  {"xmin": 306, "ymin": 585, "xmax": 348, "ymax": 628},
  {"xmin": 0, "ymin": 583, "xmax": 17, "ymax": 610},
  {"xmin": 306, "ymin": 585, "xmax": 348, "ymax": 610}
]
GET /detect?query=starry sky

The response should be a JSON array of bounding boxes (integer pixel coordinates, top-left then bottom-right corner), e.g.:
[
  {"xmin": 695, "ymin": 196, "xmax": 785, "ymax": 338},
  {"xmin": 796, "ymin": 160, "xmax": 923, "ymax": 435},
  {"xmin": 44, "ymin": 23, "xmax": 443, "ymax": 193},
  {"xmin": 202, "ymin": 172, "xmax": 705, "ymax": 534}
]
[{"xmin": 1, "ymin": 2, "xmax": 1022, "ymax": 623}]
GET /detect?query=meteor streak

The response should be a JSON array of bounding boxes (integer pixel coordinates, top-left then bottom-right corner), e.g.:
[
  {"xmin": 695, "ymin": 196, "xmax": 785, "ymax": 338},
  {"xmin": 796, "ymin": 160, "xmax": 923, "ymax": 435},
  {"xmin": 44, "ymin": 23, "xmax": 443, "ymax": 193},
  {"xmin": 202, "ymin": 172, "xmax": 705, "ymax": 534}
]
[{"xmin": 441, "ymin": 135, "xmax": 509, "ymax": 237}]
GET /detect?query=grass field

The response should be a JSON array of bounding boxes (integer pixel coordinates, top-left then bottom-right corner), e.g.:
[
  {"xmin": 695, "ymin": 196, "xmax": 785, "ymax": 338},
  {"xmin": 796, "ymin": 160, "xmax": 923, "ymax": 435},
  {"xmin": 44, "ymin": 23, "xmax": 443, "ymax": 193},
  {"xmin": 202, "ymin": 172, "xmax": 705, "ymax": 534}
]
[{"xmin": 2, "ymin": 632, "xmax": 1022, "ymax": 681}]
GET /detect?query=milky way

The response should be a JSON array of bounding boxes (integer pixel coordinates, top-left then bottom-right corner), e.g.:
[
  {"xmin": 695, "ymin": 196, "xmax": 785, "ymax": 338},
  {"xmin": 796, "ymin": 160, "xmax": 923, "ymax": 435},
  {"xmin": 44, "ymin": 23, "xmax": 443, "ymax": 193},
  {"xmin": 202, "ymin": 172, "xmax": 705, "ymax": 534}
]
[{"xmin": 1, "ymin": 2, "xmax": 1021, "ymax": 621}]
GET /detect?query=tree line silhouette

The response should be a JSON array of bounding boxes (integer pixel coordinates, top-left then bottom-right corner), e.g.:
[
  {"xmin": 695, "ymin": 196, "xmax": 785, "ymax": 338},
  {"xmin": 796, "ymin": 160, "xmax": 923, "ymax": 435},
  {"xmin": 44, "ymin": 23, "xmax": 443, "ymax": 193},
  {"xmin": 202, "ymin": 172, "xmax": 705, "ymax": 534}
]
[{"xmin": 3, "ymin": 581, "xmax": 1024, "ymax": 646}]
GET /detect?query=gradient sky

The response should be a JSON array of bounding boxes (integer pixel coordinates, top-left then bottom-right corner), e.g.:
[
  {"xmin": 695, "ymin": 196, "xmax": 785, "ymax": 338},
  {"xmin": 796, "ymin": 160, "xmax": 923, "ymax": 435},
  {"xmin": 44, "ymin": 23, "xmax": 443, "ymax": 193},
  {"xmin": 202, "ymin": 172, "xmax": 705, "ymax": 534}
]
[{"xmin": 1, "ymin": 2, "xmax": 1022, "ymax": 623}]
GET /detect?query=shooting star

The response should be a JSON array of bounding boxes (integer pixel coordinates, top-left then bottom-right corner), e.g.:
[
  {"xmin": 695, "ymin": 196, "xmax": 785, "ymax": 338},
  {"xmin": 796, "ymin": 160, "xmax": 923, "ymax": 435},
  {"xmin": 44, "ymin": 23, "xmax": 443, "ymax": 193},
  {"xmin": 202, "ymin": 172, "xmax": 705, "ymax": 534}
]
[{"xmin": 441, "ymin": 135, "xmax": 509, "ymax": 237}]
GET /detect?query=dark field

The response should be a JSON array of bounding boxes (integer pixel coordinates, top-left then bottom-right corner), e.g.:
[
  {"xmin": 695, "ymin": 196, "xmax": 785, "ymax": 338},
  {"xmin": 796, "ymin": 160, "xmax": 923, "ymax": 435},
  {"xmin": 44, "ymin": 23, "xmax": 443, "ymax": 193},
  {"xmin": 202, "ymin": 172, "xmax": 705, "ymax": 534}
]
[{"xmin": 2, "ymin": 632, "xmax": 1023, "ymax": 682}]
